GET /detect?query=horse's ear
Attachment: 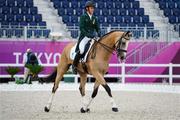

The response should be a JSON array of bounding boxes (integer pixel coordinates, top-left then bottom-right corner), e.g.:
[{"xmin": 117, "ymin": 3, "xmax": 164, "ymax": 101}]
[{"xmin": 125, "ymin": 31, "xmax": 132, "ymax": 38}]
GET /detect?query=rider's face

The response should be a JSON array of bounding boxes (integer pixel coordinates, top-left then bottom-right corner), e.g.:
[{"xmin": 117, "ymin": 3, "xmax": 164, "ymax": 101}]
[{"xmin": 86, "ymin": 7, "xmax": 94, "ymax": 15}]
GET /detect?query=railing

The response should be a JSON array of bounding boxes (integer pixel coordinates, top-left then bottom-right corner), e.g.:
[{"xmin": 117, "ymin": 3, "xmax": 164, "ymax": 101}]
[
  {"xmin": 0, "ymin": 63, "xmax": 179, "ymax": 85},
  {"xmin": 0, "ymin": 25, "xmax": 50, "ymax": 40},
  {"xmin": 0, "ymin": 25, "xmax": 179, "ymax": 41}
]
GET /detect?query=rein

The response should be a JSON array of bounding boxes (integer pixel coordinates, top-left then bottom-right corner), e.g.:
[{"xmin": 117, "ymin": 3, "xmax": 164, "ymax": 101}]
[{"xmin": 91, "ymin": 31, "xmax": 129, "ymax": 59}]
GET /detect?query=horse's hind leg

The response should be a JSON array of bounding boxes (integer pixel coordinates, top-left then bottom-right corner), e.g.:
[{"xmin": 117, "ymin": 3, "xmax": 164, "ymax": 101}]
[
  {"xmin": 44, "ymin": 63, "xmax": 69, "ymax": 112},
  {"xmin": 79, "ymin": 73, "xmax": 90, "ymax": 113}
]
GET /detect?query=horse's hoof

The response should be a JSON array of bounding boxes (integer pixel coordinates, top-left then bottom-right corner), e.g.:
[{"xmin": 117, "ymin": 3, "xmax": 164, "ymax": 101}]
[
  {"xmin": 112, "ymin": 107, "xmax": 118, "ymax": 112},
  {"xmin": 86, "ymin": 108, "xmax": 90, "ymax": 113},
  {"xmin": 80, "ymin": 107, "xmax": 90, "ymax": 113},
  {"xmin": 44, "ymin": 106, "xmax": 50, "ymax": 112}
]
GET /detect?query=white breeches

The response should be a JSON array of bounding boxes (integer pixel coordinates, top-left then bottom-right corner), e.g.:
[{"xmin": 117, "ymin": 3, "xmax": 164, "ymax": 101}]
[{"xmin": 79, "ymin": 37, "xmax": 91, "ymax": 54}]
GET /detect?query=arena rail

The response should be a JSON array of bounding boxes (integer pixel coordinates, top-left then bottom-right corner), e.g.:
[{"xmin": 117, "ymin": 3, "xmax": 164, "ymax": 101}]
[{"xmin": 0, "ymin": 63, "xmax": 180, "ymax": 85}]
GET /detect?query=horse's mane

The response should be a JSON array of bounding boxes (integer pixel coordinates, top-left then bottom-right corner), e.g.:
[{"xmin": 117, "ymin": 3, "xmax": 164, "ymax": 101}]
[{"xmin": 98, "ymin": 30, "xmax": 123, "ymax": 42}]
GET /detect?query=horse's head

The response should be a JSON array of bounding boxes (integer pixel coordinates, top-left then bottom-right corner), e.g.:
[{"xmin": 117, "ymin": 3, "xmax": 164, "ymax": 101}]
[{"xmin": 115, "ymin": 31, "xmax": 132, "ymax": 62}]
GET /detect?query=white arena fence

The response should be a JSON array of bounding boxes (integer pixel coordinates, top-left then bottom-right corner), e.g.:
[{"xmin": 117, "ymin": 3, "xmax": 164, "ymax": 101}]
[{"xmin": 0, "ymin": 63, "xmax": 180, "ymax": 85}]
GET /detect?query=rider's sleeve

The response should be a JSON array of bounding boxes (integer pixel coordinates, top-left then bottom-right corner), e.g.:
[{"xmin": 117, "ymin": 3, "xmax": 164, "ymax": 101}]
[
  {"xmin": 80, "ymin": 15, "xmax": 91, "ymax": 38},
  {"xmin": 95, "ymin": 17, "xmax": 101, "ymax": 37}
]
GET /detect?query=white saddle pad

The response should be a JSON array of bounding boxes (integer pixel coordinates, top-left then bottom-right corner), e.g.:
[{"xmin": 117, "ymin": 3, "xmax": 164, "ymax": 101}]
[{"xmin": 70, "ymin": 40, "xmax": 95, "ymax": 62}]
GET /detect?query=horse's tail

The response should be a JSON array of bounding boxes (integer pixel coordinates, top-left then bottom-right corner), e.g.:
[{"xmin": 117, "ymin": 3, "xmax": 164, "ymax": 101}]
[{"xmin": 40, "ymin": 68, "xmax": 58, "ymax": 83}]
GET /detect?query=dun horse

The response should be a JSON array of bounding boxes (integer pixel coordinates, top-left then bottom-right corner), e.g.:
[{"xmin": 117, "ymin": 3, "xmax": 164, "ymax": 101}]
[{"xmin": 44, "ymin": 30, "xmax": 132, "ymax": 113}]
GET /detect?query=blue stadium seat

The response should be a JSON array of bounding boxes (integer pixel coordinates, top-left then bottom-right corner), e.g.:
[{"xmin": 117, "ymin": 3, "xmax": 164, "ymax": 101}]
[
  {"xmin": 94, "ymin": 9, "xmax": 100, "ymax": 16},
  {"xmin": 10, "ymin": 22, "xmax": 19, "ymax": 27},
  {"xmin": 11, "ymin": 7, "xmax": 20, "ymax": 15},
  {"xmin": 137, "ymin": 8, "xmax": 144, "ymax": 16},
  {"xmin": 173, "ymin": 8, "xmax": 179, "ymax": 16},
  {"xmin": 167, "ymin": 2, "xmax": 175, "ymax": 9},
  {"xmin": 30, "ymin": 7, "xmax": 38, "ymax": 15},
  {"xmin": 119, "ymin": 9, "xmax": 127, "ymax": 16},
  {"xmin": 107, "ymin": 16, "xmax": 114, "ymax": 23},
  {"xmin": 61, "ymin": 1, "xmax": 69, "ymax": 8},
  {"xmin": 111, "ymin": 9, "xmax": 118, "ymax": 16},
  {"xmin": 21, "ymin": 7, "xmax": 29, "ymax": 14},
  {"xmin": 0, "ymin": 0, "xmax": 6, "ymax": 7},
  {"xmin": 102, "ymin": 22, "xmax": 109, "ymax": 27},
  {"xmin": 71, "ymin": 16, "xmax": 78, "ymax": 23},
  {"xmin": 133, "ymin": 16, "xmax": 140, "ymax": 23},
  {"xmin": 0, "ymin": 14, "xmax": 5, "ymax": 22},
  {"xmin": 169, "ymin": 16, "xmax": 177, "ymax": 24},
  {"xmin": 25, "ymin": 0, "xmax": 34, "ymax": 7},
  {"xmin": 25, "ymin": 14, "xmax": 33, "ymax": 22},
  {"xmin": 34, "ymin": 29, "xmax": 42, "ymax": 38},
  {"xmin": 128, "ymin": 23, "xmax": 136, "ymax": 28},
  {"xmin": 67, "ymin": 8, "xmax": 74, "ymax": 16},
  {"xmin": 15, "ymin": 29, "xmax": 23, "ymax": 38},
  {"xmin": 38, "ymin": 21, "xmax": 46, "ymax": 27},
  {"xmin": 137, "ymin": 23, "xmax": 145, "ymax": 28},
  {"xmin": 20, "ymin": 21, "xmax": 28, "ymax": 27},
  {"xmin": 146, "ymin": 22, "xmax": 154, "ymax": 28},
  {"xmin": 164, "ymin": 9, "xmax": 172, "ymax": 16},
  {"xmin": 43, "ymin": 29, "xmax": 50, "ymax": 38},
  {"xmin": 1, "ymin": 21, "xmax": 9, "ymax": 27},
  {"xmin": 34, "ymin": 14, "xmax": 42, "ymax": 22},
  {"xmin": 106, "ymin": 1, "xmax": 114, "ymax": 9},
  {"xmin": 29, "ymin": 21, "xmax": 37, "ymax": 27},
  {"xmin": 102, "ymin": 9, "xmax": 109, "ymax": 16},
  {"xmin": 99, "ymin": 16, "xmax": 105, "ymax": 23},
  {"xmin": 7, "ymin": 0, "xmax": 16, "ymax": 7},
  {"xmin": 62, "ymin": 15, "xmax": 70, "ymax": 23},
  {"xmin": 79, "ymin": 1, "xmax": 86, "ymax": 8},
  {"xmin": 75, "ymin": 8, "xmax": 83, "ymax": 16},
  {"xmin": 124, "ymin": 16, "xmax": 132, "ymax": 23},
  {"xmin": 142, "ymin": 15, "xmax": 149, "ymax": 23},
  {"xmin": 111, "ymin": 23, "xmax": 119, "ymax": 27},
  {"xmin": 159, "ymin": 2, "xmax": 167, "ymax": 9},
  {"xmin": 115, "ymin": 2, "xmax": 122, "ymax": 9},
  {"xmin": 2, "ymin": 7, "xmax": 10, "ymax": 14},
  {"xmin": 58, "ymin": 8, "xmax": 65, "ymax": 16},
  {"xmin": 128, "ymin": 9, "xmax": 135, "ymax": 16},
  {"xmin": 123, "ymin": 2, "xmax": 131, "ymax": 9},
  {"xmin": 120, "ymin": 23, "xmax": 128, "ymax": 27},
  {"xmin": 16, "ymin": 15, "xmax": 24, "ymax": 22},
  {"xmin": 132, "ymin": 1, "xmax": 140, "ymax": 9},
  {"xmin": 98, "ymin": 2, "xmax": 105, "ymax": 9},
  {"xmin": 71, "ymin": 1, "xmax": 78, "ymax": 8},
  {"xmin": 6, "ymin": 14, "xmax": 15, "ymax": 22},
  {"xmin": 115, "ymin": 16, "xmax": 123, "ymax": 23},
  {"xmin": 53, "ymin": 1, "xmax": 60, "ymax": 9},
  {"xmin": 16, "ymin": 0, "xmax": 25, "ymax": 7},
  {"xmin": 27, "ymin": 29, "xmax": 33, "ymax": 38}
]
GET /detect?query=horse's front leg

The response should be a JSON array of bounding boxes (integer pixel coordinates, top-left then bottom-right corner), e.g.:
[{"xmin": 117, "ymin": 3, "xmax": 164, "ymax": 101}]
[
  {"xmin": 79, "ymin": 73, "xmax": 89, "ymax": 113},
  {"xmin": 92, "ymin": 71, "xmax": 118, "ymax": 112},
  {"xmin": 83, "ymin": 80, "xmax": 100, "ymax": 111}
]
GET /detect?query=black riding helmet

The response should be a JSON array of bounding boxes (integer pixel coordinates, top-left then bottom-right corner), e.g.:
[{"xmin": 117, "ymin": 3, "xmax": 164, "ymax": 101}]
[{"xmin": 85, "ymin": 1, "xmax": 95, "ymax": 8}]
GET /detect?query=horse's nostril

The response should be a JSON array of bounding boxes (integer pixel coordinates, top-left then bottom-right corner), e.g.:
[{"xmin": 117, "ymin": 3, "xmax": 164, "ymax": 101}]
[{"xmin": 121, "ymin": 56, "xmax": 124, "ymax": 60}]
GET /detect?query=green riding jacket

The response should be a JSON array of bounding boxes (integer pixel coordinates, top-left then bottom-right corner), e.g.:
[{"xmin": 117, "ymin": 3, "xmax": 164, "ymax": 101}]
[{"xmin": 78, "ymin": 12, "xmax": 101, "ymax": 41}]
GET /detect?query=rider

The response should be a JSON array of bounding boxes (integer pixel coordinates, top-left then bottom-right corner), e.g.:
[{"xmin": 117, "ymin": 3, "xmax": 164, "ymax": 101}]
[{"xmin": 73, "ymin": 1, "xmax": 101, "ymax": 73}]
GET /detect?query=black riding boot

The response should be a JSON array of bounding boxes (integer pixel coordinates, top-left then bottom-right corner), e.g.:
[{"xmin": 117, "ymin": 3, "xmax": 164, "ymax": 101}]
[{"xmin": 72, "ymin": 51, "xmax": 81, "ymax": 74}]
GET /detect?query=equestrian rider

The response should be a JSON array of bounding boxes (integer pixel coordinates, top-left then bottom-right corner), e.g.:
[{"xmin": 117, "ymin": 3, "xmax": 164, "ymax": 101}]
[{"xmin": 72, "ymin": 1, "xmax": 101, "ymax": 73}]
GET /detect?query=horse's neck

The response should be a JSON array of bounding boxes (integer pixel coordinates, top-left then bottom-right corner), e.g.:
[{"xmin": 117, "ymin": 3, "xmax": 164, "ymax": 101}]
[{"xmin": 96, "ymin": 32, "xmax": 118, "ymax": 62}]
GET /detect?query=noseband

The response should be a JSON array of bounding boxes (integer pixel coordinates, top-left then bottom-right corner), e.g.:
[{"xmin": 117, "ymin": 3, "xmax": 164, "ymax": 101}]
[{"xmin": 115, "ymin": 32, "xmax": 129, "ymax": 57}]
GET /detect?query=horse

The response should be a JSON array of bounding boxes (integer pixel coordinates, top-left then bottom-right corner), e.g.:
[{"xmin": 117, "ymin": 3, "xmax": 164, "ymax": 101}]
[{"xmin": 44, "ymin": 30, "xmax": 132, "ymax": 113}]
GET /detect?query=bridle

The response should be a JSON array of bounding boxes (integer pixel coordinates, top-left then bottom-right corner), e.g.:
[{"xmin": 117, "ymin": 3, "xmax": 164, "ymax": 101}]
[
  {"xmin": 114, "ymin": 31, "xmax": 130, "ymax": 57},
  {"xmin": 92, "ymin": 31, "xmax": 130, "ymax": 58}
]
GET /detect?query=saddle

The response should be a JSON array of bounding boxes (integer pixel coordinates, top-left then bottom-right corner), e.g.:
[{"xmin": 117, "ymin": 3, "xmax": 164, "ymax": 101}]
[{"xmin": 70, "ymin": 39, "xmax": 95, "ymax": 63}]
